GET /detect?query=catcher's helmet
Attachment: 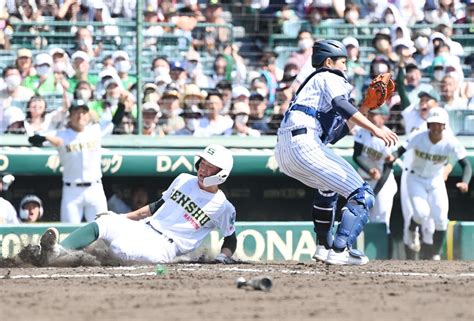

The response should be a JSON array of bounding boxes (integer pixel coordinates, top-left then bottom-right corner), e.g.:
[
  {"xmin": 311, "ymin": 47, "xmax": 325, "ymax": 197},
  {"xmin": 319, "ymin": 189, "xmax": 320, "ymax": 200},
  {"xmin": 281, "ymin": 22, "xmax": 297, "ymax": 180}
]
[
  {"xmin": 195, "ymin": 144, "xmax": 234, "ymax": 187},
  {"xmin": 311, "ymin": 40, "xmax": 348, "ymax": 68}
]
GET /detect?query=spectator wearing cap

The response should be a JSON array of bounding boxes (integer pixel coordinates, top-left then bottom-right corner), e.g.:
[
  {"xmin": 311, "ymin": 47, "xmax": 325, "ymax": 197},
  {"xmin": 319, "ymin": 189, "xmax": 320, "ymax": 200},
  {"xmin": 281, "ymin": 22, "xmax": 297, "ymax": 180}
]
[
  {"xmin": 67, "ymin": 50, "xmax": 98, "ymax": 93},
  {"xmin": 143, "ymin": 83, "xmax": 161, "ymax": 105},
  {"xmin": 440, "ymin": 74, "xmax": 468, "ymax": 111},
  {"xmin": 173, "ymin": 105, "xmax": 203, "ymax": 136},
  {"xmin": 50, "ymin": 47, "xmax": 74, "ymax": 78},
  {"xmin": 182, "ymin": 83, "xmax": 206, "ymax": 110},
  {"xmin": 112, "ymin": 51, "xmax": 136, "ymax": 91},
  {"xmin": 401, "ymin": 89, "xmax": 441, "ymax": 135},
  {"xmin": 248, "ymin": 93, "xmax": 270, "ymax": 135},
  {"xmin": 22, "ymin": 53, "xmax": 61, "ymax": 96},
  {"xmin": 159, "ymin": 87, "xmax": 185, "ymax": 135},
  {"xmin": 26, "ymin": 98, "xmax": 123, "ymax": 223},
  {"xmin": 18, "ymin": 194, "xmax": 44, "ymax": 223},
  {"xmin": 232, "ymin": 85, "xmax": 251, "ymax": 105},
  {"xmin": 141, "ymin": 101, "xmax": 164, "ymax": 137},
  {"xmin": 6, "ymin": 95, "xmax": 68, "ymax": 135},
  {"xmin": 288, "ymin": 30, "xmax": 314, "ymax": 69},
  {"xmin": 194, "ymin": 90, "xmax": 233, "ymax": 136},
  {"xmin": 0, "ymin": 173, "xmax": 19, "ymax": 224},
  {"xmin": 231, "ymin": 101, "xmax": 261, "ymax": 137},
  {"xmin": 15, "ymin": 48, "xmax": 35, "ymax": 79},
  {"xmin": 169, "ymin": 61, "xmax": 188, "ymax": 90},
  {"xmin": 342, "ymin": 36, "xmax": 366, "ymax": 93}
]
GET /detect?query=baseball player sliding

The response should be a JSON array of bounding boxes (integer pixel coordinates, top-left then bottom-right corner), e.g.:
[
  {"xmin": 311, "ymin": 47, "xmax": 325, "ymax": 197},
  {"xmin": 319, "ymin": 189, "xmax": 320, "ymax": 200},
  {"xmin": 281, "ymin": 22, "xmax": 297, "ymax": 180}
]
[
  {"xmin": 28, "ymin": 100, "xmax": 124, "ymax": 223},
  {"xmin": 275, "ymin": 39, "xmax": 398, "ymax": 265},
  {"xmin": 37, "ymin": 144, "xmax": 237, "ymax": 265},
  {"xmin": 391, "ymin": 107, "xmax": 471, "ymax": 260}
]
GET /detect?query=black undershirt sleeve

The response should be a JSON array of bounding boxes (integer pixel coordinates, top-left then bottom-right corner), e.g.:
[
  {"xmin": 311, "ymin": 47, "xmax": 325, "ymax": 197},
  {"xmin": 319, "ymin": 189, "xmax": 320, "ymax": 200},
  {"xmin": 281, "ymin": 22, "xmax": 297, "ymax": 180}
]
[{"xmin": 148, "ymin": 198, "xmax": 165, "ymax": 214}]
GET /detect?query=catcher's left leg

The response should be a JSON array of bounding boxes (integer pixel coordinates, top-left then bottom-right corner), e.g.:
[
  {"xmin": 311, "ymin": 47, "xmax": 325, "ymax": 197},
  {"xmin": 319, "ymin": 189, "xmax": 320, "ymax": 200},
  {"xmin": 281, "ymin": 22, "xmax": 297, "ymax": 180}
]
[{"xmin": 311, "ymin": 189, "xmax": 338, "ymax": 262}]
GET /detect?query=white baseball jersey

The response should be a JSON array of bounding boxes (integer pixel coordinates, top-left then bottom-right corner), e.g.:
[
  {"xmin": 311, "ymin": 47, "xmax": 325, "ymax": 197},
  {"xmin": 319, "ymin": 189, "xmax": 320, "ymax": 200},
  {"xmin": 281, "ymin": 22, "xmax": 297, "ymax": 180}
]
[
  {"xmin": 354, "ymin": 126, "xmax": 393, "ymax": 180},
  {"xmin": 96, "ymin": 173, "xmax": 236, "ymax": 263},
  {"xmin": 49, "ymin": 123, "xmax": 110, "ymax": 223},
  {"xmin": 400, "ymin": 109, "xmax": 433, "ymax": 246},
  {"xmin": 0, "ymin": 197, "xmax": 19, "ymax": 224},
  {"xmin": 404, "ymin": 130, "xmax": 466, "ymax": 180},
  {"xmin": 275, "ymin": 70, "xmax": 364, "ymax": 198},
  {"xmin": 52, "ymin": 123, "xmax": 103, "ymax": 183},
  {"xmin": 354, "ymin": 127, "xmax": 397, "ymax": 232},
  {"xmin": 148, "ymin": 173, "xmax": 236, "ymax": 254},
  {"xmin": 404, "ymin": 130, "xmax": 467, "ymax": 231}
]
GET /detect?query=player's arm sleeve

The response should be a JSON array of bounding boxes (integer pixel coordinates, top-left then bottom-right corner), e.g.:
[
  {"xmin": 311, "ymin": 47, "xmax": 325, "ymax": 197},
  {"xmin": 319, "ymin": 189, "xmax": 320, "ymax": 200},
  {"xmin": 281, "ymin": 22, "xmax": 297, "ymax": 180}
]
[
  {"xmin": 373, "ymin": 163, "xmax": 393, "ymax": 195},
  {"xmin": 352, "ymin": 142, "xmax": 372, "ymax": 174},
  {"xmin": 112, "ymin": 101, "xmax": 126, "ymax": 127},
  {"xmin": 148, "ymin": 198, "xmax": 164, "ymax": 213},
  {"xmin": 392, "ymin": 146, "xmax": 406, "ymax": 160},
  {"xmin": 221, "ymin": 232, "xmax": 237, "ymax": 254},
  {"xmin": 161, "ymin": 174, "xmax": 184, "ymax": 200},
  {"xmin": 395, "ymin": 66, "xmax": 411, "ymax": 109},
  {"xmin": 458, "ymin": 157, "xmax": 472, "ymax": 184},
  {"xmin": 331, "ymin": 95, "xmax": 358, "ymax": 119}
]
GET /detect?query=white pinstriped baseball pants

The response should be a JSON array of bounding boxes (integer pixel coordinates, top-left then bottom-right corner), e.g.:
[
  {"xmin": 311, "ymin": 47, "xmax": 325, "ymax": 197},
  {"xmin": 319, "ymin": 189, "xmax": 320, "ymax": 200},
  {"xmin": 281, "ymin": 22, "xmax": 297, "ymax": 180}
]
[{"xmin": 275, "ymin": 127, "xmax": 364, "ymax": 199}]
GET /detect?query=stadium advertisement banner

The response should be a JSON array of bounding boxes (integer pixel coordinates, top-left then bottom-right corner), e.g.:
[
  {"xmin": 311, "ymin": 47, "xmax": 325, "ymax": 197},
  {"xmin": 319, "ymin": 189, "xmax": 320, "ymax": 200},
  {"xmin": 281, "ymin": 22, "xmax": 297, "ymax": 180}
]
[
  {"xmin": 2, "ymin": 222, "xmax": 472, "ymax": 261},
  {"xmin": 0, "ymin": 222, "xmax": 389, "ymax": 261}
]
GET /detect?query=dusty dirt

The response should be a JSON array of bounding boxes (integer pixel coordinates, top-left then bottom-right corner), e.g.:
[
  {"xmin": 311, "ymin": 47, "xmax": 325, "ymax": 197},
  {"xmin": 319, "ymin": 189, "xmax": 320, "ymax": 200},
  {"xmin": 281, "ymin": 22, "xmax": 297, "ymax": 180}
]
[{"xmin": 0, "ymin": 260, "xmax": 473, "ymax": 321}]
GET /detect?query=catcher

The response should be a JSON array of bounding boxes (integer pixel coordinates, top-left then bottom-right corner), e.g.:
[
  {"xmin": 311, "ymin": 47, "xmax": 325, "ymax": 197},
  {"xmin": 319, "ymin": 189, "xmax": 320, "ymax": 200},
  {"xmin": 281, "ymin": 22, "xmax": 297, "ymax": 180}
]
[
  {"xmin": 275, "ymin": 39, "xmax": 398, "ymax": 265},
  {"xmin": 35, "ymin": 144, "xmax": 237, "ymax": 266}
]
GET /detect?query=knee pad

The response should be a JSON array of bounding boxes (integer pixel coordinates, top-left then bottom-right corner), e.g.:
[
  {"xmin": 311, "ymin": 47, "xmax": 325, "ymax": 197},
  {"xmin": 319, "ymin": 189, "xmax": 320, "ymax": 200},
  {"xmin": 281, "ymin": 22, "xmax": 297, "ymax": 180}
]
[
  {"xmin": 333, "ymin": 183, "xmax": 375, "ymax": 250},
  {"xmin": 312, "ymin": 190, "xmax": 338, "ymax": 247}
]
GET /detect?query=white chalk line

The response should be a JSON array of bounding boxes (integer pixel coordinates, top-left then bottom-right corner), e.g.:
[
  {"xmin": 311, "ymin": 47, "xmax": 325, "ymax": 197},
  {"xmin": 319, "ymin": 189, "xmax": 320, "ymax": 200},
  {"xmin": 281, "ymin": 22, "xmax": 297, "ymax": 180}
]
[{"xmin": 1, "ymin": 264, "xmax": 473, "ymax": 280}]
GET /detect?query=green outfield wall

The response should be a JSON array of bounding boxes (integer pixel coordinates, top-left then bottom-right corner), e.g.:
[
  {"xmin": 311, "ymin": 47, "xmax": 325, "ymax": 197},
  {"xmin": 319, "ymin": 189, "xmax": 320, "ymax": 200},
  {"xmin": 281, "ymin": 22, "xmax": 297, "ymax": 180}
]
[{"xmin": 1, "ymin": 222, "xmax": 472, "ymax": 261}]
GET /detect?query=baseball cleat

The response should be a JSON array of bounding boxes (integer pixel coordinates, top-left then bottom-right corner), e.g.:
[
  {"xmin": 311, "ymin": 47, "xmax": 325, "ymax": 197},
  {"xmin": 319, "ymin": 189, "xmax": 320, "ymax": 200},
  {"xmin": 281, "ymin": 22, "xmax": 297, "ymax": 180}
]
[
  {"xmin": 326, "ymin": 248, "xmax": 369, "ymax": 266},
  {"xmin": 312, "ymin": 245, "xmax": 330, "ymax": 262},
  {"xmin": 406, "ymin": 230, "xmax": 421, "ymax": 252},
  {"xmin": 40, "ymin": 227, "xmax": 59, "ymax": 250}
]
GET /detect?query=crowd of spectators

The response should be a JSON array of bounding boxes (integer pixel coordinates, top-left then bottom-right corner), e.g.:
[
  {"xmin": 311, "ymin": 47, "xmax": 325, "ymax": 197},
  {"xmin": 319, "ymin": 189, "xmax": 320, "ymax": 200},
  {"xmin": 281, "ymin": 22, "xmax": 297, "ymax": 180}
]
[{"xmin": 0, "ymin": 0, "xmax": 473, "ymax": 138}]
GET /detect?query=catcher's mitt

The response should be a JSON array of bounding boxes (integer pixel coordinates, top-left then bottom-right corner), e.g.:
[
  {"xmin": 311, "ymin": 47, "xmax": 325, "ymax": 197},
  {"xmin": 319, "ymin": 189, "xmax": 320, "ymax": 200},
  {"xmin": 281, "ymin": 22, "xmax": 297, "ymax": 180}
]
[{"xmin": 361, "ymin": 73, "xmax": 395, "ymax": 109}]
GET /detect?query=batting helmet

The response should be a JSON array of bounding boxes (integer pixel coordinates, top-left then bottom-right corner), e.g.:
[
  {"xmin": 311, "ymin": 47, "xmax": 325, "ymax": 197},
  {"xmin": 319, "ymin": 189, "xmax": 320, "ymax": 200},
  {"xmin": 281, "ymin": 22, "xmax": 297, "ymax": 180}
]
[
  {"xmin": 311, "ymin": 40, "xmax": 348, "ymax": 68},
  {"xmin": 195, "ymin": 144, "xmax": 234, "ymax": 187},
  {"xmin": 427, "ymin": 107, "xmax": 449, "ymax": 125}
]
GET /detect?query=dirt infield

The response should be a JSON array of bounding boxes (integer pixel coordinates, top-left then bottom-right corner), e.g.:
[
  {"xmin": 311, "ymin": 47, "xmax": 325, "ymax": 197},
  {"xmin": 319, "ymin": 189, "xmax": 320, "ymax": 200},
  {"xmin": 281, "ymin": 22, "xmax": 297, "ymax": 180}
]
[{"xmin": 1, "ymin": 261, "xmax": 473, "ymax": 321}]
